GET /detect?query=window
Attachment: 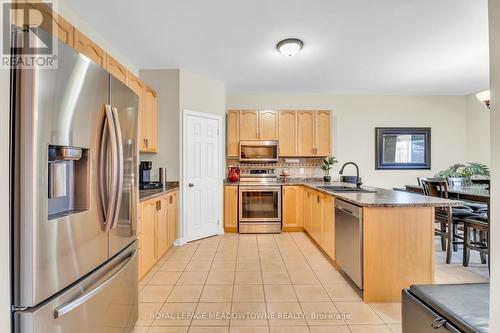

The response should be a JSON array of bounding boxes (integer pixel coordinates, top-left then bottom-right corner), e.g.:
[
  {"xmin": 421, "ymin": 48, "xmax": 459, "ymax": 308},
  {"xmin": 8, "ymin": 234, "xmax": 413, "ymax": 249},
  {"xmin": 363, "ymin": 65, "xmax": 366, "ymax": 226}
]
[{"xmin": 375, "ymin": 127, "xmax": 431, "ymax": 170}]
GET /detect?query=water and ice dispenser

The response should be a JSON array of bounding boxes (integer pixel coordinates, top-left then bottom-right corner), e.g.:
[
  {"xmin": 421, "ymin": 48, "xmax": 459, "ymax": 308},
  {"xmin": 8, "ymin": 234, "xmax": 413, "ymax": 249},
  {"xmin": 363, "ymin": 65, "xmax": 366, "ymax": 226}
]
[{"xmin": 47, "ymin": 145, "xmax": 89, "ymax": 219}]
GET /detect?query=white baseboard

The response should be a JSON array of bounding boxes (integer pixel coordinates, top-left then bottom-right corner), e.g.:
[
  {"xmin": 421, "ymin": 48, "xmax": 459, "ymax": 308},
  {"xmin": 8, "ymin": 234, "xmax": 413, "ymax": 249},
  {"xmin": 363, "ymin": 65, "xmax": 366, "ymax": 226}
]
[{"xmin": 174, "ymin": 238, "xmax": 186, "ymax": 246}]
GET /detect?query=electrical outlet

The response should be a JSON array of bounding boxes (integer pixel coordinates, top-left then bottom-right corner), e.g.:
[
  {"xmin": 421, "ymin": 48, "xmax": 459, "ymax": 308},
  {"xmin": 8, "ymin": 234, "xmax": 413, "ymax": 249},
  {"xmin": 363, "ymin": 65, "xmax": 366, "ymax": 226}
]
[{"xmin": 299, "ymin": 168, "xmax": 305, "ymax": 175}]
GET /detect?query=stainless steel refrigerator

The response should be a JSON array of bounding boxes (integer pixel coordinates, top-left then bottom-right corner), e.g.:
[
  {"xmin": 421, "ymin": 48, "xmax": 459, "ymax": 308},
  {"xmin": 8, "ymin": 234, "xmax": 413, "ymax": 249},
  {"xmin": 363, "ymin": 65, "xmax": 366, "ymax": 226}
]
[{"xmin": 10, "ymin": 27, "xmax": 139, "ymax": 332}]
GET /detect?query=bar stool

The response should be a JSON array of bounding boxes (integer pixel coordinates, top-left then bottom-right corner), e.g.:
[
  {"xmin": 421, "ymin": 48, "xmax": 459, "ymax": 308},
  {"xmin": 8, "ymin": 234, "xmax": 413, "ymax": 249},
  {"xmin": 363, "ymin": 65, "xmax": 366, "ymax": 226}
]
[
  {"xmin": 460, "ymin": 215, "xmax": 489, "ymax": 269},
  {"xmin": 420, "ymin": 178, "xmax": 477, "ymax": 264}
]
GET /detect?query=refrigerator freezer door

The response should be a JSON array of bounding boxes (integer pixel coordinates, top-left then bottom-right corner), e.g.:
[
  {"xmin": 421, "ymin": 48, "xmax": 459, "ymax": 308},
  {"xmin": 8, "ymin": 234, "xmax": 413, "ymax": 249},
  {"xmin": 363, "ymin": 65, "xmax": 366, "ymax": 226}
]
[
  {"xmin": 12, "ymin": 29, "xmax": 110, "ymax": 307},
  {"xmin": 109, "ymin": 76, "xmax": 139, "ymax": 257},
  {"xmin": 15, "ymin": 241, "xmax": 138, "ymax": 333}
]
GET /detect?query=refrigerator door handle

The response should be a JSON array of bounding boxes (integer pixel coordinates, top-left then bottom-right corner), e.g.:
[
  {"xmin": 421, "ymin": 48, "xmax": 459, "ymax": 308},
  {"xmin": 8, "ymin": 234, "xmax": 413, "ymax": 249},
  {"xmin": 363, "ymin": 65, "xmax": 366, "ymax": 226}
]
[
  {"xmin": 99, "ymin": 104, "xmax": 119, "ymax": 231},
  {"xmin": 53, "ymin": 249, "xmax": 138, "ymax": 319},
  {"xmin": 110, "ymin": 106, "xmax": 124, "ymax": 230}
]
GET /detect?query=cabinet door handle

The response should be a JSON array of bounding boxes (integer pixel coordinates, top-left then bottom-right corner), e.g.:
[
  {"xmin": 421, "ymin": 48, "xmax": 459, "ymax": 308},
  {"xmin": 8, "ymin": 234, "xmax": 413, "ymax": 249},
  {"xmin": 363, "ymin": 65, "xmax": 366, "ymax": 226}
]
[
  {"xmin": 169, "ymin": 195, "xmax": 173, "ymax": 204},
  {"xmin": 317, "ymin": 195, "xmax": 320, "ymax": 203},
  {"xmin": 156, "ymin": 201, "xmax": 161, "ymax": 211}
]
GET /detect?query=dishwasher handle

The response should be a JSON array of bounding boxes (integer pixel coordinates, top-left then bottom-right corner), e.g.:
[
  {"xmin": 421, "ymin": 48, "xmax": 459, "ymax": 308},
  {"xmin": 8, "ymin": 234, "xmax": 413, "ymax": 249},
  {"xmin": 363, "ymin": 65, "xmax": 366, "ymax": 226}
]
[
  {"xmin": 335, "ymin": 200, "xmax": 362, "ymax": 219},
  {"xmin": 337, "ymin": 206, "xmax": 354, "ymax": 216}
]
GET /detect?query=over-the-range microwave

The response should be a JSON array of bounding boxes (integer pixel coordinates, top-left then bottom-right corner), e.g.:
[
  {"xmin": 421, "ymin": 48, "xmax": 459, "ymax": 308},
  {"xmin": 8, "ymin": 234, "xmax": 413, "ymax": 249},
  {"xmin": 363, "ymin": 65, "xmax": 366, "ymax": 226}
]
[{"xmin": 239, "ymin": 140, "xmax": 279, "ymax": 163}]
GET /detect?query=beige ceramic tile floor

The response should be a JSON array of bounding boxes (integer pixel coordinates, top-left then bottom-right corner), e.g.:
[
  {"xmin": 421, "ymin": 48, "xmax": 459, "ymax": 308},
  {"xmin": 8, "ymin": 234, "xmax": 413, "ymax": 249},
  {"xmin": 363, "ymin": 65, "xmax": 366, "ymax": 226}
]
[{"xmin": 134, "ymin": 232, "xmax": 489, "ymax": 333}]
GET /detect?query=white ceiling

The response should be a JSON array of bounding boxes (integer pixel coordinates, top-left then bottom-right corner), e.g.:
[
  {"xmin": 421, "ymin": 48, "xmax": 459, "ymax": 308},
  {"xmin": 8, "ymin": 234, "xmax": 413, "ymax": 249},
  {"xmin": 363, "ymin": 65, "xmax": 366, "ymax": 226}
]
[{"xmin": 65, "ymin": 0, "xmax": 489, "ymax": 95}]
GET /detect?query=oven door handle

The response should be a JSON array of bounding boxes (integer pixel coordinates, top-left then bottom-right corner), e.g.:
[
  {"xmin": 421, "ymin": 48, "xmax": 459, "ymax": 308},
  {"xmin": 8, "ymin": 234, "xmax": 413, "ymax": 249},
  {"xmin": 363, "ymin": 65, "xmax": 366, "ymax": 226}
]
[{"xmin": 239, "ymin": 186, "xmax": 281, "ymax": 192}]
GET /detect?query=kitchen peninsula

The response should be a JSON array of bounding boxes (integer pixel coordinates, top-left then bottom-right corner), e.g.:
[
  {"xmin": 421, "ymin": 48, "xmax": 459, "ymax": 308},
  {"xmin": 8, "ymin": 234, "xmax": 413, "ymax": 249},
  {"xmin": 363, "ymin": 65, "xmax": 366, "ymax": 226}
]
[{"xmin": 224, "ymin": 180, "xmax": 460, "ymax": 303}]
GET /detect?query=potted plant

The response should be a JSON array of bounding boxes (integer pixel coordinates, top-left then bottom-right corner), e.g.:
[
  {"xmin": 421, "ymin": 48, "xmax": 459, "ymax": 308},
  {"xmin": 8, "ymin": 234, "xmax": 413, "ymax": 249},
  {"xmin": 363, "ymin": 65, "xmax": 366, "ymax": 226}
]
[
  {"xmin": 436, "ymin": 162, "xmax": 490, "ymax": 186},
  {"xmin": 321, "ymin": 156, "xmax": 338, "ymax": 182}
]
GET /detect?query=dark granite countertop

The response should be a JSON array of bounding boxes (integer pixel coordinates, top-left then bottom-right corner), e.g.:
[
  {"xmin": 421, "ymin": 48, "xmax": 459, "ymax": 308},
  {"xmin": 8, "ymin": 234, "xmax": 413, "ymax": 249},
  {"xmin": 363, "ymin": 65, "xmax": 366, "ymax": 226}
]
[
  {"xmin": 139, "ymin": 182, "xmax": 179, "ymax": 202},
  {"xmin": 225, "ymin": 179, "xmax": 461, "ymax": 208}
]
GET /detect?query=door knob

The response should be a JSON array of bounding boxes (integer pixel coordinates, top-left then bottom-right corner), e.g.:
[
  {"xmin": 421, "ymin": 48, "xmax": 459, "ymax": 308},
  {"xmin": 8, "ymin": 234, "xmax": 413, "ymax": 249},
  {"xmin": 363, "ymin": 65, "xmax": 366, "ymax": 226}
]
[{"xmin": 188, "ymin": 183, "xmax": 194, "ymax": 188}]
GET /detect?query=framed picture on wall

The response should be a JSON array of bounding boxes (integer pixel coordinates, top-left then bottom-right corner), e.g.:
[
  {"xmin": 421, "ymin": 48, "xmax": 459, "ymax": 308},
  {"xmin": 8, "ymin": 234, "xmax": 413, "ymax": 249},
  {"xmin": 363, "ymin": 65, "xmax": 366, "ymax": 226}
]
[{"xmin": 375, "ymin": 127, "xmax": 431, "ymax": 170}]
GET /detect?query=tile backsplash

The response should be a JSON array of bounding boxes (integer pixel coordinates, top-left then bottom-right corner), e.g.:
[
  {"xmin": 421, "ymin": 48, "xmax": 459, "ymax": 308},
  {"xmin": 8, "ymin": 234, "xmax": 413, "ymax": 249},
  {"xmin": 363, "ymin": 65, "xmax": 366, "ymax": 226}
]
[{"xmin": 226, "ymin": 158, "xmax": 325, "ymax": 178}]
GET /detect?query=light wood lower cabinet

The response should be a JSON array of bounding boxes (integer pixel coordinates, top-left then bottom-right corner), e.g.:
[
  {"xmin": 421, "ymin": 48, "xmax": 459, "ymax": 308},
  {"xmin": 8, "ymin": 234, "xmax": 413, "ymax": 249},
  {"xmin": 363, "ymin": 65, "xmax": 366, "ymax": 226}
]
[
  {"xmin": 320, "ymin": 194, "xmax": 335, "ymax": 260},
  {"xmin": 139, "ymin": 201, "xmax": 157, "ymax": 279},
  {"xmin": 282, "ymin": 186, "xmax": 303, "ymax": 231},
  {"xmin": 139, "ymin": 190, "xmax": 178, "ymax": 280},
  {"xmin": 303, "ymin": 188, "xmax": 313, "ymax": 233},
  {"xmin": 224, "ymin": 185, "xmax": 238, "ymax": 232},
  {"xmin": 167, "ymin": 192, "xmax": 178, "ymax": 246},
  {"xmin": 301, "ymin": 188, "xmax": 336, "ymax": 261},
  {"xmin": 311, "ymin": 191, "xmax": 322, "ymax": 243}
]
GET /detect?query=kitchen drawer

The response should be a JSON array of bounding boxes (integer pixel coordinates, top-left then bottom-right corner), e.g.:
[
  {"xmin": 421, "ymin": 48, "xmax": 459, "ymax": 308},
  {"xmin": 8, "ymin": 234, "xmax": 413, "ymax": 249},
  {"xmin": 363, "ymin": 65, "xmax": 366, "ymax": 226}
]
[{"xmin": 15, "ymin": 242, "xmax": 138, "ymax": 333}]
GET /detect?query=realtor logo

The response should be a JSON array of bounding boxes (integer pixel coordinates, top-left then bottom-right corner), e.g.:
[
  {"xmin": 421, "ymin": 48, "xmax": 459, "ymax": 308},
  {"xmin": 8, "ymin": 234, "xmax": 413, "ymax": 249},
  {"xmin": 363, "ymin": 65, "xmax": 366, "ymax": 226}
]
[{"xmin": 1, "ymin": 0, "xmax": 58, "ymax": 68}]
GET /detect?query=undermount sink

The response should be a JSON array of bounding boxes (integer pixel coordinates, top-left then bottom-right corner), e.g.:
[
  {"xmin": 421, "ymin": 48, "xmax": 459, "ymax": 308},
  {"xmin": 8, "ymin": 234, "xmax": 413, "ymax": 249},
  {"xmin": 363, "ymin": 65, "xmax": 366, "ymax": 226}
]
[{"xmin": 318, "ymin": 185, "xmax": 376, "ymax": 193}]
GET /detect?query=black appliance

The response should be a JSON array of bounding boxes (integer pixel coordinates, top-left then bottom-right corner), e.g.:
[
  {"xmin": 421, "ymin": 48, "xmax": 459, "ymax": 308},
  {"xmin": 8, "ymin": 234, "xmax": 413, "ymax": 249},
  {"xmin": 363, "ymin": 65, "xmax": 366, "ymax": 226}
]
[
  {"xmin": 139, "ymin": 161, "xmax": 162, "ymax": 190},
  {"xmin": 402, "ymin": 283, "xmax": 489, "ymax": 333}
]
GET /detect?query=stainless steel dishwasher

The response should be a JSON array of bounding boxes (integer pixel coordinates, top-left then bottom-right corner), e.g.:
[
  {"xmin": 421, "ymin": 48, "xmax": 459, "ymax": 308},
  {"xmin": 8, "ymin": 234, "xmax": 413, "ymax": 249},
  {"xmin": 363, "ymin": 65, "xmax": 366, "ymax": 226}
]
[{"xmin": 335, "ymin": 199, "xmax": 363, "ymax": 289}]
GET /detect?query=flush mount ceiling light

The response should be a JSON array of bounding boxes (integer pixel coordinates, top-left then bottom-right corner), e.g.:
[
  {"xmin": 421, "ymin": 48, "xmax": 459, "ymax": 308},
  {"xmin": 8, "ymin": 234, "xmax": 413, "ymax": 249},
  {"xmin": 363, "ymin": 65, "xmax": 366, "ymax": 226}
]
[
  {"xmin": 276, "ymin": 38, "xmax": 304, "ymax": 57},
  {"xmin": 476, "ymin": 90, "xmax": 491, "ymax": 109}
]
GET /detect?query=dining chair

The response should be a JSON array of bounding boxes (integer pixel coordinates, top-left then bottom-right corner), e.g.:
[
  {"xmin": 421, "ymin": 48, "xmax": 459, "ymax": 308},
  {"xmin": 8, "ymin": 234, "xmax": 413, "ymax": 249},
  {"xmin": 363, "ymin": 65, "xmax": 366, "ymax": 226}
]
[
  {"xmin": 459, "ymin": 215, "xmax": 489, "ymax": 270},
  {"xmin": 420, "ymin": 178, "xmax": 477, "ymax": 264},
  {"xmin": 446, "ymin": 177, "xmax": 488, "ymax": 213}
]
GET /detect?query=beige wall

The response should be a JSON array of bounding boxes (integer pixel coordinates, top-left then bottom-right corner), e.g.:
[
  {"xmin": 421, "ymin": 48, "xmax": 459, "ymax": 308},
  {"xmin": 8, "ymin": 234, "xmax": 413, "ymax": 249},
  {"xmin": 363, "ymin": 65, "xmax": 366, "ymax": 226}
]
[
  {"xmin": 227, "ymin": 94, "xmax": 470, "ymax": 188},
  {"xmin": 139, "ymin": 69, "xmax": 226, "ymax": 181},
  {"xmin": 139, "ymin": 69, "xmax": 226, "ymax": 242},
  {"xmin": 465, "ymin": 93, "xmax": 491, "ymax": 165},
  {"xmin": 489, "ymin": 0, "xmax": 499, "ymax": 330},
  {"xmin": 140, "ymin": 69, "xmax": 181, "ymax": 181}
]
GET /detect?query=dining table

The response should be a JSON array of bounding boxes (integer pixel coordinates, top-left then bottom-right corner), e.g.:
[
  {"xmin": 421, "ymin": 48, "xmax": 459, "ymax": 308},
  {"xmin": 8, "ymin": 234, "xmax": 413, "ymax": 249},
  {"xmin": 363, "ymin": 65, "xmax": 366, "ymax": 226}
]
[{"xmin": 395, "ymin": 184, "xmax": 491, "ymax": 221}]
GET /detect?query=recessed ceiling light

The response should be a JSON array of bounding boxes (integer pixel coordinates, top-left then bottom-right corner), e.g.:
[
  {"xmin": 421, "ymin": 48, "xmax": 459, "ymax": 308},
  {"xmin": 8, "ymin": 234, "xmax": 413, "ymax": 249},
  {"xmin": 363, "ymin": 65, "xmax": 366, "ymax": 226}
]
[{"xmin": 276, "ymin": 38, "xmax": 304, "ymax": 57}]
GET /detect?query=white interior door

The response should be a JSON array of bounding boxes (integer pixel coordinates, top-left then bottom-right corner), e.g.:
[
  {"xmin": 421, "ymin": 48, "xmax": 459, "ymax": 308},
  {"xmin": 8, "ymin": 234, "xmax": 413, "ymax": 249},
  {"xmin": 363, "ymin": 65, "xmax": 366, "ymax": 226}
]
[{"xmin": 184, "ymin": 111, "xmax": 221, "ymax": 241}]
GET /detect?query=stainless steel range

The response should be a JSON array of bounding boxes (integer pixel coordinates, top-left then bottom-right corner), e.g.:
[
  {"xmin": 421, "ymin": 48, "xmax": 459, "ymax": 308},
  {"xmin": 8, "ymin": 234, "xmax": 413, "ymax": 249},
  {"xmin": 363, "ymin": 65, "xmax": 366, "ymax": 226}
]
[{"xmin": 238, "ymin": 167, "xmax": 281, "ymax": 233}]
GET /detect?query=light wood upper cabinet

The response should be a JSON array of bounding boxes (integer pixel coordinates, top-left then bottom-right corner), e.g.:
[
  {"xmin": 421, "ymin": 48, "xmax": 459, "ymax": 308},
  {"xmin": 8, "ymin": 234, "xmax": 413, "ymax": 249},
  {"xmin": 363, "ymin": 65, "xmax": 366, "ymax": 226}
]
[
  {"xmin": 259, "ymin": 110, "xmax": 278, "ymax": 140},
  {"xmin": 238, "ymin": 110, "xmax": 278, "ymax": 141},
  {"xmin": 15, "ymin": 2, "xmax": 74, "ymax": 47},
  {"xmin": 297, "ymin": 111, "xmax": 315, "ymax": 156},
  {"xmin": 227, "ymin": 111, "xmax": 240, "ymax": 157},
  {"xmin": 74, "ymin": 29, "xmax": 105, "ymax": 67},
  {"xmin": 141, "ymin": 86, "xmax": 159, "ymax": 153},
  {"xmin": 315, "ymin": 110, "xmax": 332, "ymax": 156},
  {"xmin": 139, "ymin": 201, "xmax": 157, "ymax": 279},
  {"xmin": 278, "ymin": 110, "xmax": 297, "ymax": 156},
  {"xmin": 282, "ymin": 186, "xmax": 303, "ymax": 230},
  {"xmin": 127, "ymin": 73, "xmax": 145, "ymax": 97},
  {"xmin": 106, "ymin": 55, "xmax": 128, "ymax": 85},
  {"xmin": 224, "ymin": 185, "xmax": 238, "ymax": 231},
  {"xmin": 239, "ymin": 110, "xmax": 259, "ymax": 140},
  {"xmin": 226, "ymin": 109, "xmax": 331, "ymax": 157}
]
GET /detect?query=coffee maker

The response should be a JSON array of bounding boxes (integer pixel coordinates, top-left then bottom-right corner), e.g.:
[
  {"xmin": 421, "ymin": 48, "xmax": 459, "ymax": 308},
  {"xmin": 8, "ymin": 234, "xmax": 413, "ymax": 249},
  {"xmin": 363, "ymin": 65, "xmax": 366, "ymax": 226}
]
[{"xmin": 139, "ymin": 161, "xmax": 162, "ymax": 190}]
